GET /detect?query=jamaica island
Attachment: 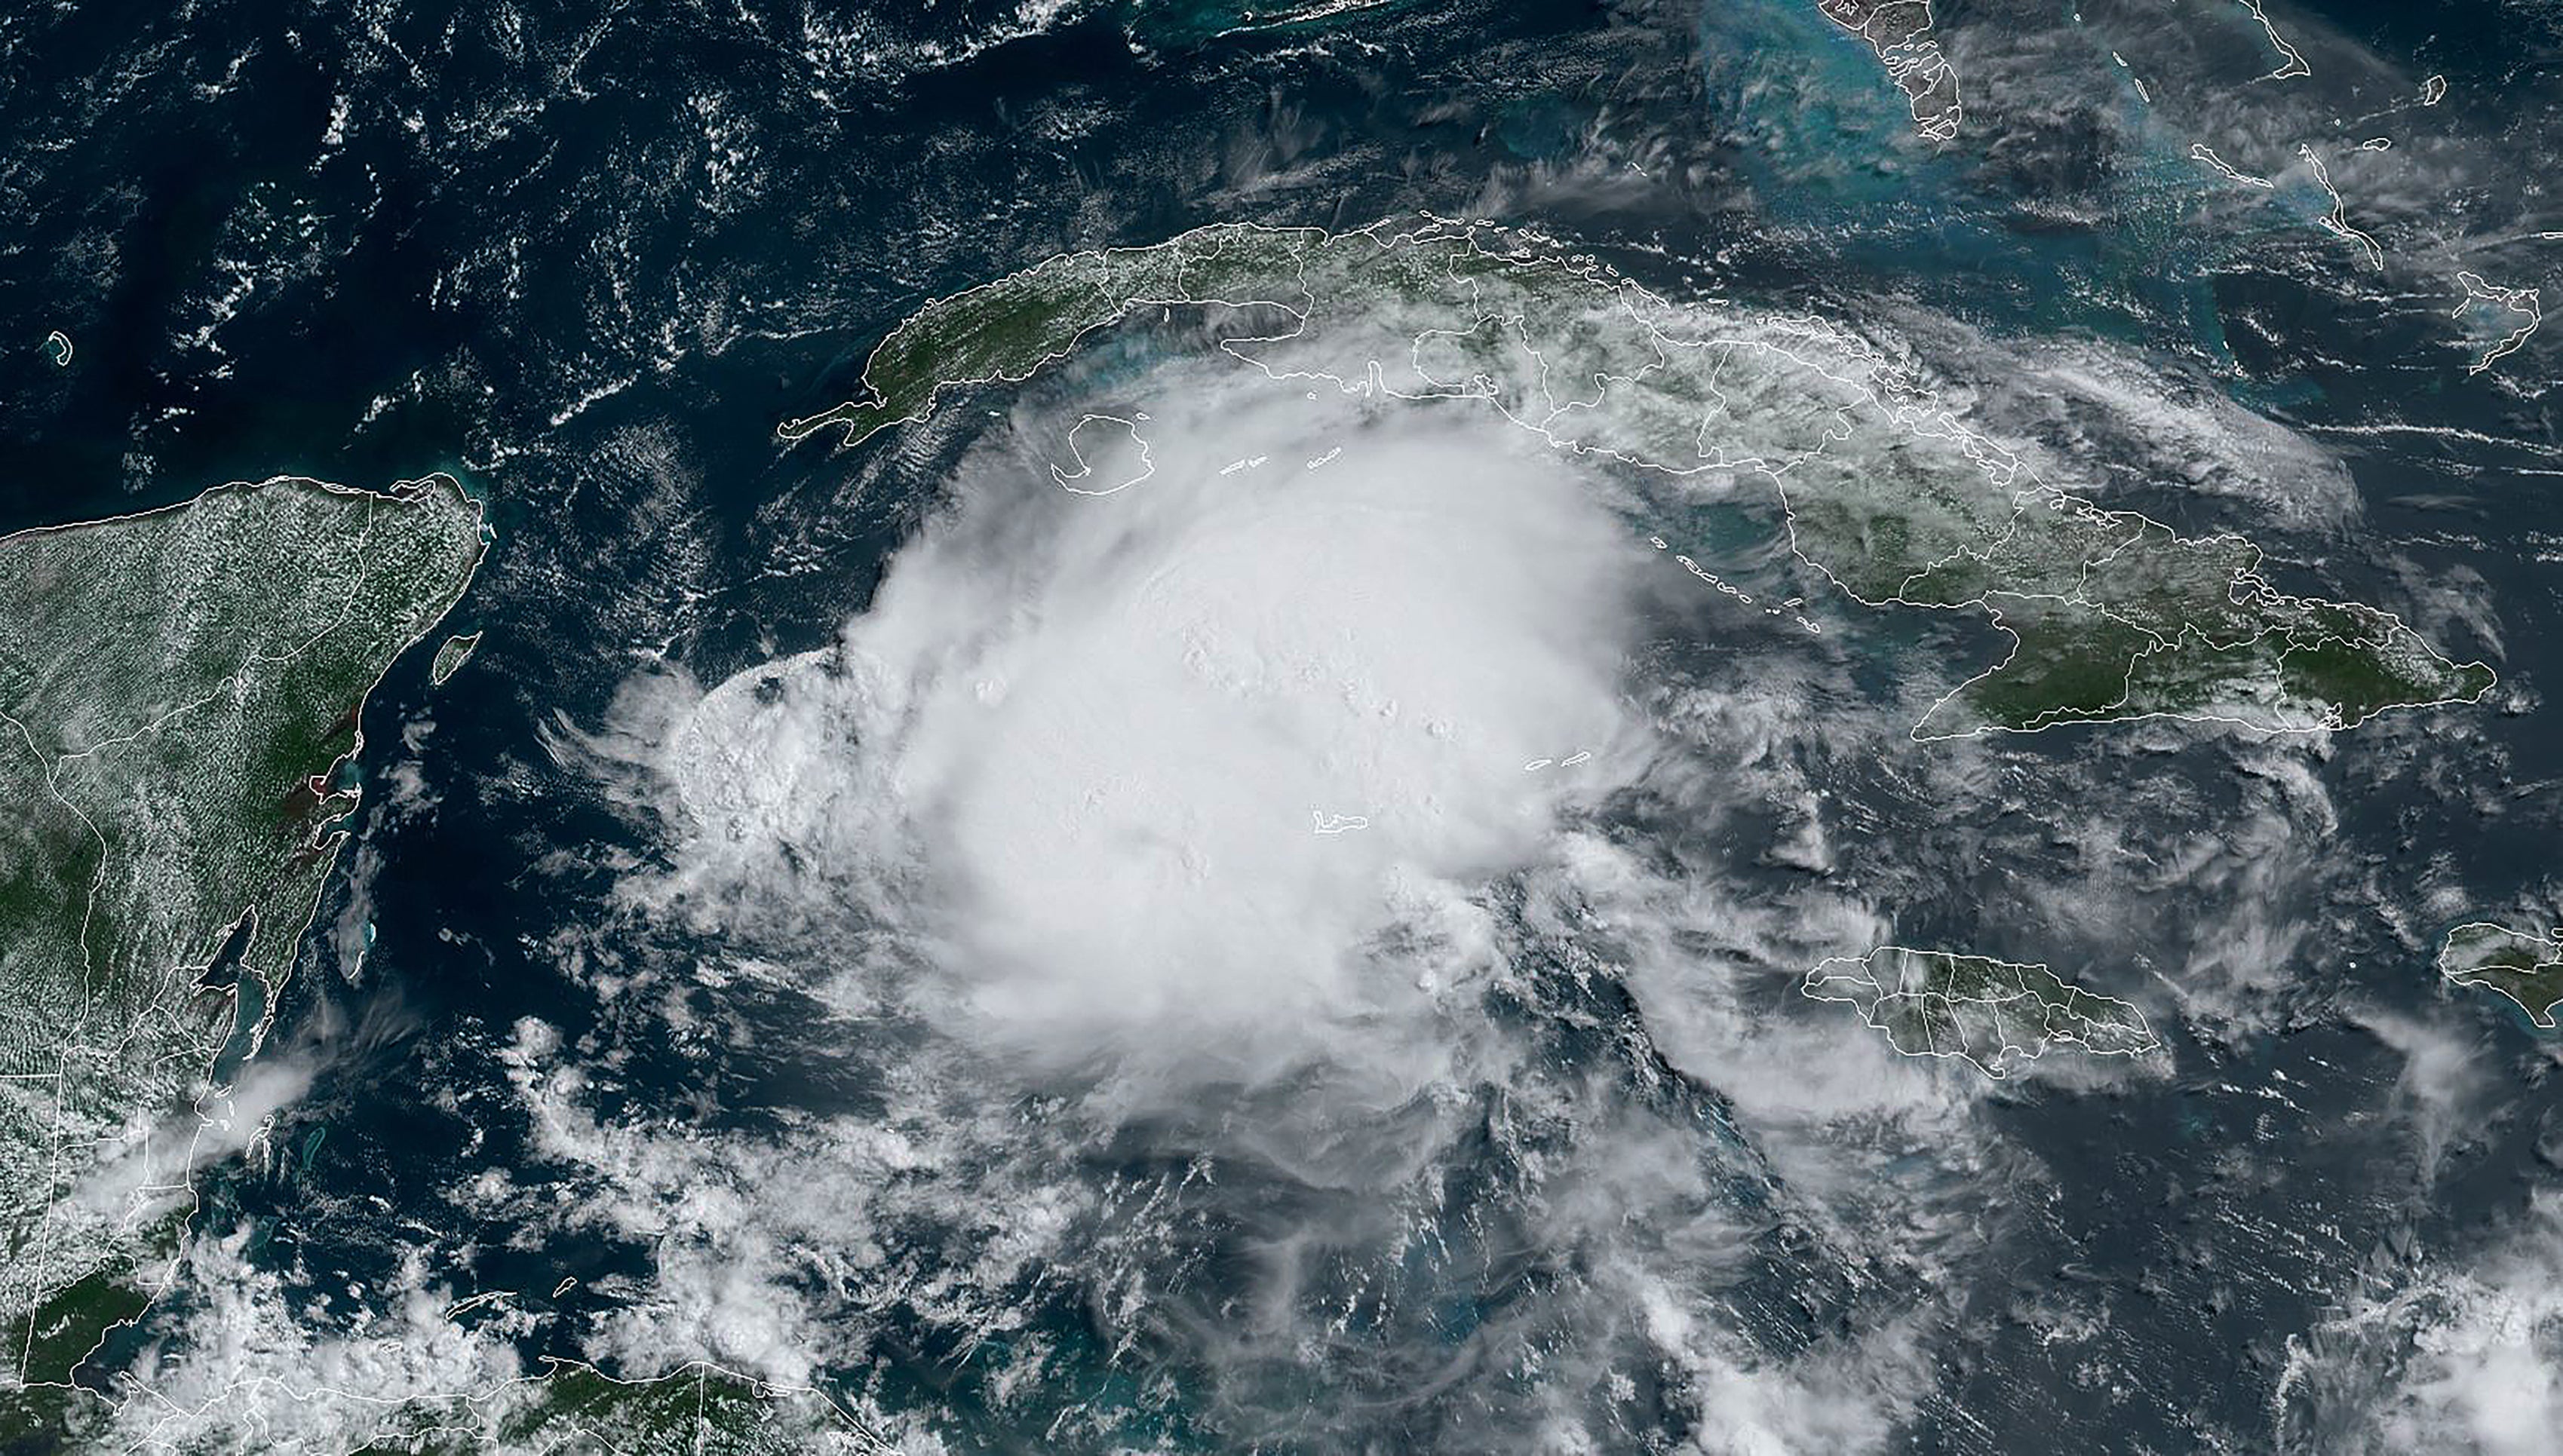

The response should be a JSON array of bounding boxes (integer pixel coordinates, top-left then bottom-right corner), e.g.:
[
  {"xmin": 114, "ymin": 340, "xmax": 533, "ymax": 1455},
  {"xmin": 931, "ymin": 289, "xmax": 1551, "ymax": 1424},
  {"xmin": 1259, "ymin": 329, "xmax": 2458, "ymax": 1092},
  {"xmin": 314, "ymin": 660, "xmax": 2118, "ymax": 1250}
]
[{"xmin": 1803, "ymin": 946, "xmax": 2160, "ymax": 1079}]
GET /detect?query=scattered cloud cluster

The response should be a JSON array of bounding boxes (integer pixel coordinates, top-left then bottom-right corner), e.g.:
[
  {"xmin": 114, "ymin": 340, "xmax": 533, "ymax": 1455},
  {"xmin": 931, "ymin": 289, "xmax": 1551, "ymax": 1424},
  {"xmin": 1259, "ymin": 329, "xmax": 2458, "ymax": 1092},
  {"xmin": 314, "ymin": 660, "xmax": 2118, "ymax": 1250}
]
[
  {"xmin": 511, "ymin": 354, "xmax": 2024, "ymax": 1449},
  {"xmin": 2282, "ymin": 1191, "xmax": 2563, "ymax": 1455}
]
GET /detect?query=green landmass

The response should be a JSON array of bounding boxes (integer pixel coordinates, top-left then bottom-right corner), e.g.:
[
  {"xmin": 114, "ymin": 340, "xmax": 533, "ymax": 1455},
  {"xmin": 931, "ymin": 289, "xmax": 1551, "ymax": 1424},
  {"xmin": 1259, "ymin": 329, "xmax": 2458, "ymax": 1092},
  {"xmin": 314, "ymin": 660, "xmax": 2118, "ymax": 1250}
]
[
  {"xmin": 1815, "ymin": 0, "xmax": 1964, "ymax": 143},
  {"xmin": 367, "ymin": 1360, "xmax": 876, "ymax": 1454},
  {"xmin": 1801, "ymin": 945, "xmax": 2159, "ymax": 1079},
  {"xmin": 14, "ymin": 1203, "xmax": 188, "ymax": 1388},
  {"xmin": 2437, "ymin": 921, "xmax": 2563, "ymax": 1028},
  {"xmin": 0, "ymin": 474, "xmax": 484, "ymax": 1393},
  {"xmin": 778, "ymin": 215, "xmax": 2493, "ymax": 740},
  {"xmin": 0, "ymin": 1377, "xmax": 112, "ymax": 1451},
  {"xmin": 429, "ymin": 630, "xmax": 483, "ymax": 686}
]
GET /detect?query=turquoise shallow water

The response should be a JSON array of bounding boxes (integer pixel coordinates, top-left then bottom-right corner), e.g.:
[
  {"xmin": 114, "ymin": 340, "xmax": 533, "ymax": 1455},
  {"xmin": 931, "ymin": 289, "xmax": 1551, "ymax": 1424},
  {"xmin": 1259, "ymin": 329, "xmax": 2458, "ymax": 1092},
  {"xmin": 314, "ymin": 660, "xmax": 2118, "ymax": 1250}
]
[{"xmin": 5, "ymin": 0, "xmax": 2561, "ymax": 1449}]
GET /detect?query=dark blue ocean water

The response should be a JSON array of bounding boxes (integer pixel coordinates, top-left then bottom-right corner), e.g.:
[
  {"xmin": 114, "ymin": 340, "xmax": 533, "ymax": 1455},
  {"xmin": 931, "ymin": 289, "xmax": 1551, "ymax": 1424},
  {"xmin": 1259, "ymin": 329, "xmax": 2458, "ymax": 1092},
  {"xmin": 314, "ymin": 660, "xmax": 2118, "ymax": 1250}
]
[{"xmin": 5, "ymin": 0, "xmax": 2561, "ymax": 1450}]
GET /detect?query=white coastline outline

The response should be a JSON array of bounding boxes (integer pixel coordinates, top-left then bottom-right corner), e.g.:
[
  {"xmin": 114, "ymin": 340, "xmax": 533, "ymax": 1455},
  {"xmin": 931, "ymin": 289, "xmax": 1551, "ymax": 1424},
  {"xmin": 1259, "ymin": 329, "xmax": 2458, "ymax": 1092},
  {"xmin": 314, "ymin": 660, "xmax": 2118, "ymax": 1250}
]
[
  {"xmin": 2451, "ymin": 271, "xmax": 2543, "ymax": 377},
  {"xmin": 428, "ymin": 628, "xmax": 486, "ymax": 685},
  {"xmin": 1800, "ymin": 944, "xmax": 2162, "ymax": 1081},
  {"xmin": 2233, "ymin": 0, "xmax": 2311, "ymax": 81},
  {"xmin": 2296, "ymin": 145, "xmax": 2385, "ymax": 271},
  {"xmin": 2, "ymin": 474, "xmax": 490, "ymax": 1399},
  {"xmin": 2188, "ymin": 143, "xmax": 2276, "ymax": 190},
  {"xmin": 1813, "ymin": 0, "xmax": 1965, "ymax": 143},
  {"xmin": 1047, "ymin": 411, "xmax": 1157, "ymax": 496},
  {"xmin": 2433, "ymin": 921, "xmax": 2563, "ymax": 1028}
]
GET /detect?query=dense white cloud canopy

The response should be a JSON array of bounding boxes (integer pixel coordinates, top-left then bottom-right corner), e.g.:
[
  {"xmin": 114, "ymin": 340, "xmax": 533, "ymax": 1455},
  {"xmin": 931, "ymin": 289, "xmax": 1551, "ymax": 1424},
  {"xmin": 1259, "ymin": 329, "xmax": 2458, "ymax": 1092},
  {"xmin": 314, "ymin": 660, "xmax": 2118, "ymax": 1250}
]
[{"xmin": 661, "ymin": 364, "xmax": 1659, "ymax": 1090}]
